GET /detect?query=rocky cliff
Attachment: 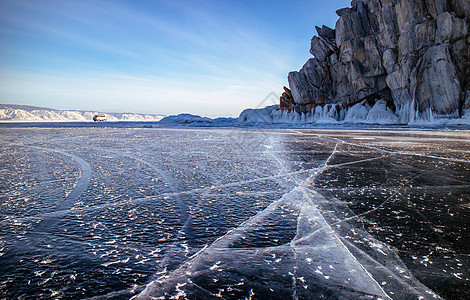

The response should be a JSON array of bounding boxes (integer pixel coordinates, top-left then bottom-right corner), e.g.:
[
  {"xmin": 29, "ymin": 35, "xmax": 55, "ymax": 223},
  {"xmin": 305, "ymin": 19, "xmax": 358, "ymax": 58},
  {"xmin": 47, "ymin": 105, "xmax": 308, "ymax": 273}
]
[{"xmin": 276, "ymin": 0, "xmax": 470, "ymax": 125}]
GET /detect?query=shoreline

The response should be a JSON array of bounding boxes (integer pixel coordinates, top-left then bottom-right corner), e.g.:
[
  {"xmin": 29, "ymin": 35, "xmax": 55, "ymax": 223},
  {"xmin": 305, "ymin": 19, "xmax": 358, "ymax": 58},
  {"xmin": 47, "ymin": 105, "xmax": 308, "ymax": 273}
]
[{"xmin": 0, "ymin": 120, "xmax": 469, "ymax": 131}]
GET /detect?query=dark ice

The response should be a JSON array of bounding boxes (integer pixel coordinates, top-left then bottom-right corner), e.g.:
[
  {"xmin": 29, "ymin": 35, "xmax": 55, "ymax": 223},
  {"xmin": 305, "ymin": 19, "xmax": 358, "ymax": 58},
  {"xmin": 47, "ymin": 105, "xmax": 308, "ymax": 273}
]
[{"xmin": 0, "ymin": 126, "xmax": 468, "ymax": 299}]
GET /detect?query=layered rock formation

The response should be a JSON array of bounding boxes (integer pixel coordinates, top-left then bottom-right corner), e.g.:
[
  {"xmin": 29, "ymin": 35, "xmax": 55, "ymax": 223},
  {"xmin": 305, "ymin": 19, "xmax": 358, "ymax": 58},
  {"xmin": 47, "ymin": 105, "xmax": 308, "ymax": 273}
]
[{"xmin": 279, "ymin": 0, "xmax": 470, "ymax": 124}]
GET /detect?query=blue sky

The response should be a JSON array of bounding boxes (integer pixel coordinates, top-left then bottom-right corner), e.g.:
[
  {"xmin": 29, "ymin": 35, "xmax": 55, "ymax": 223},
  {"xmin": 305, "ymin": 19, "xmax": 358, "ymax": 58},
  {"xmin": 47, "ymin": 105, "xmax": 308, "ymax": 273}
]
[{"xmin": 0, "ymin": 0, "xmax": 350, "ymax": 116}]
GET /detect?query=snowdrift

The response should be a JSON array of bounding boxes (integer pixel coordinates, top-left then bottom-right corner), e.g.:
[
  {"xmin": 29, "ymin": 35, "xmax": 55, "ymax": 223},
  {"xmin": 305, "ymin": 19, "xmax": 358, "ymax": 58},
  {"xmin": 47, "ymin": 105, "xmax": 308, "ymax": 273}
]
[{"xmin": 158, "ymin": 114, "xmax": 236, "ymax": 126}]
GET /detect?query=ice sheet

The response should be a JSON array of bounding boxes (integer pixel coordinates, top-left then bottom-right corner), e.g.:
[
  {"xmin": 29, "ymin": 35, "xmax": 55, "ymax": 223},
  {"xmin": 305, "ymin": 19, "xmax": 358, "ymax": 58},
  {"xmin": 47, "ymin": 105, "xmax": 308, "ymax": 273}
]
[
  {"xmin": 0, "ymin": 126, "xmax": 468, "ymax": 299},
  {"xmin": 135, "ymin": 134, "xmax": 443, "ymax": 299}
]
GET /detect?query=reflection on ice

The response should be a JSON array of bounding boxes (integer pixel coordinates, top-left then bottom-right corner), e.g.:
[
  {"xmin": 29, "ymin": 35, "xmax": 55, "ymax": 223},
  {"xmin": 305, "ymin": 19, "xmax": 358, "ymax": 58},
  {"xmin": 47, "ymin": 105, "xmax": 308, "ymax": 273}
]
[{"xmin": 135, "ymin": 136, "xmax": 440, "ymax": 299}]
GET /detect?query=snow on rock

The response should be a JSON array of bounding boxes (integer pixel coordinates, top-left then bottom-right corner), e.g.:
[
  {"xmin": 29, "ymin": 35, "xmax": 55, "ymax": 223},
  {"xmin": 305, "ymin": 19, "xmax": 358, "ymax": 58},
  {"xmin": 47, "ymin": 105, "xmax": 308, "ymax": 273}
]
[
  {"xmin": 158, "ymin": 114, "xmax": 213, "ymax": 124},
  {"xmin": 1, "ymin": 108, "xmax": 38, "ymax": 121},
  {"xmin": 237, "ymin": 100, "xmax": 470, "ymax": 126},
  {"xmin": 314, "ymin": 104, "xmax": 340, "ymax": 124},
  {"xmin": 364, "ymin": 100, "xmax": 399, "ymax": 125},
  {"xmin": 31, "ymin": 110, "xmax": 67, "ymax": 121},
  {"xmin": 271, "ymin": 108, "xmax": 302, "ymax": 123},
  {"xmin": 448, "ymin": 109, "xmax": 470, "ymax": 125},
  {"xmin": 158, "ymin": 114, "xmax": 235, "ymax": 126},
  {"xmin": 59, "ymin": 110, "xmax": 87, "ymax": 121},
  {"xmin": 237, "ymin": 101, "xmax": 400, "ymax": 125},
  {"xmin": 344, "ymin": 102, "xmax": 370, "ymax": 123},
  {"xmin": 110, "ymin": 113, "xmax": 162, "ymax": 121},
  {"xmin": 237, "ymin": 105, "xmax": 278, "ymax": 124},
  {"xmin": 0, "ymin": 104, "xmax": 164, "ymax": 122},
  {"xmin": 212, "ymin": 117, "xmax": 237, "ymax": 124}
]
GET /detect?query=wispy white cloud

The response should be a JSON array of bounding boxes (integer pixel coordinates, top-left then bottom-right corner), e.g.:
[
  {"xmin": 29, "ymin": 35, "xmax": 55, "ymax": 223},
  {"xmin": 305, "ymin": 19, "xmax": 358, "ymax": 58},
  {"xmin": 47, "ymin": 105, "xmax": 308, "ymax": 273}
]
[
  {"xmin": 0, "ymin": 68, "xmax": 283, "ymax": 116},
  {"xmin": 0, "ymin": 0, "xmax": 343, "ymax": 115}
]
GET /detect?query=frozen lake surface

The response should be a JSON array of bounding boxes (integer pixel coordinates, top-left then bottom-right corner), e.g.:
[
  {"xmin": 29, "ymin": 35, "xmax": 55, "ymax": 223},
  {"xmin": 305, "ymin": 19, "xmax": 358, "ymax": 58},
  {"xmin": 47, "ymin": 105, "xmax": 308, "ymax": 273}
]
[{"xmin": 0, "ymin": 125, "xmax": 469, "ymax": 299}]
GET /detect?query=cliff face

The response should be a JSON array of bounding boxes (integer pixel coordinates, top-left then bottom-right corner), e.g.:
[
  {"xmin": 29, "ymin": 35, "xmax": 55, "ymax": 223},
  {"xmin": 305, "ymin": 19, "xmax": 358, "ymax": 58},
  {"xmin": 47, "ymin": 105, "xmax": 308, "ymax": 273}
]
[{"xmin": 281, "ymin": 0, "xmax": 470, "ymax": 124}]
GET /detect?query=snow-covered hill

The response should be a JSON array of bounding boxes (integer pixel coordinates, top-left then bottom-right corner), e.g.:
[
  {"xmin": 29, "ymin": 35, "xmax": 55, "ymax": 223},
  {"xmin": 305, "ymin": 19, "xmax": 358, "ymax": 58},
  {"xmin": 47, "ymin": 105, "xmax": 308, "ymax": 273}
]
[{"xmin": 0, "ymin": 104, "xmax": 164, "ymax": 122}]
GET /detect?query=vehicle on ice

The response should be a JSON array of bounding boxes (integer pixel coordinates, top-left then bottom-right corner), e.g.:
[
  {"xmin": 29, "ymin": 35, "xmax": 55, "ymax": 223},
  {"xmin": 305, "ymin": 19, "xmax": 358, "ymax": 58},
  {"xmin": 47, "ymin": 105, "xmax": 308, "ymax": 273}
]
[{"xmin": 93, "ymin": 114, "xmax": 106, "ymax": 122}]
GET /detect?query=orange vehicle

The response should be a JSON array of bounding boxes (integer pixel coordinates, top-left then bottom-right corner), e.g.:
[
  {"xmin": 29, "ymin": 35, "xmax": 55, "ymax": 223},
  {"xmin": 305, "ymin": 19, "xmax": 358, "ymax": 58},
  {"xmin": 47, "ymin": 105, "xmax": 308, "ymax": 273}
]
[{"xmin": 93, "ymin": 114, "xmax": 106, "ymax": 121}]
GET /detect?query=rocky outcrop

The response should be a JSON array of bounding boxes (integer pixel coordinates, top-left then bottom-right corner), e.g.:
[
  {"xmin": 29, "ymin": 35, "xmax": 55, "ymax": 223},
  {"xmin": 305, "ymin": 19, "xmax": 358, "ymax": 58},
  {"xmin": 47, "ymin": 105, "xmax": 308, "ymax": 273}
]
[{"xmin": 281, "ymin": 0, "xmax": 470, "ymax": 124}]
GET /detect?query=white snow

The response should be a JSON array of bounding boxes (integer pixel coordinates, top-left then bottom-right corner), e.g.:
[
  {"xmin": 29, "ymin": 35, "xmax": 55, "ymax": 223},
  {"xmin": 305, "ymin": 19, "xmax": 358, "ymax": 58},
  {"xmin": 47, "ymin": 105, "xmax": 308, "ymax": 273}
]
[
  {"xmin": 448, "ymin": 109, "xmax": 470, "ymax": 125},
  {"xmin": 158, "ymin": 114, "xmax": 235, "ymax": 126},
  {"xmin": 344, "ymin": 102, "xmax": 370, "ymax": 123},
  {"xmin": 237, "ymin": 99, "xmax": 469, "ymax": 127},
  {"xmin": 364, "ymin": 100, "xmax": 399, "ymax": 125},
  {"xmin": 238, "ymin": 105, "xmax": 278, "ymax": 124},
  {"xmin": 159, "ymin": 114, "xmax": 212, "ymax": 124},
  {"xmin": 0, "ymin": 105, "xmax": 164, "ymax": 122}
]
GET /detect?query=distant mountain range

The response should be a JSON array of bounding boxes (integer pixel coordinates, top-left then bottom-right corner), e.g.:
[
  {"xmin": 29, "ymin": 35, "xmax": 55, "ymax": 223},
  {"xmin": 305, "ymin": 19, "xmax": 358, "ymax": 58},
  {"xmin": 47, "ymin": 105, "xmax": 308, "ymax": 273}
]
[{"xmin": 0, "ymin": 104, "xmax": 164, "ymax": 122}]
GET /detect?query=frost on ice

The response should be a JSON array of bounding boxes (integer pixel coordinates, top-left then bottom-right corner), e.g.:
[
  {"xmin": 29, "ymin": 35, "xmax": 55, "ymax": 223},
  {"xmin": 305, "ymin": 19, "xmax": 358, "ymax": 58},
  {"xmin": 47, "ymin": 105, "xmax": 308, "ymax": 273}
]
[
  {"xmin": 0, "ymin": 126, "xmax": 467, "ymax": 299},
  {"xmin": 135, "ymin": 134, "xmax": 442, "ymax": 299}
]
